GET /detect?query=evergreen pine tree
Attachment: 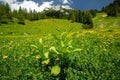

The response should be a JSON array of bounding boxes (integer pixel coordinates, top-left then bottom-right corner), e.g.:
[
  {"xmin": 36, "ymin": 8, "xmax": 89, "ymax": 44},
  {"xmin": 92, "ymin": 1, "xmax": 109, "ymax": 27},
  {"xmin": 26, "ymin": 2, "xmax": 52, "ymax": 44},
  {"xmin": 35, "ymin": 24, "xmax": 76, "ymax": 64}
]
[
  {"xmin": 78, "ymin": 10, "xmax": 82, "ymax": 23},
  {"xmin": 106, "ymin": 4, "xmax": 117, "ymax": 17},
  {"xmin": 0, "ymin": 3, "xmax": 12, "ymax": 24},
  {"xmin": 17, "ymin": 7, "xmax": 25, "ymax": 25},
  {"xmin": 71, "ymin": 12, "xmax": 76, "ymax": 23},
  {"xmin": 82, "ymin": 11, "xmax": 93, "ymax": 29},
  {"xmin": 89, "ymin": 9, "xmax": 96, "ymax": 18}
]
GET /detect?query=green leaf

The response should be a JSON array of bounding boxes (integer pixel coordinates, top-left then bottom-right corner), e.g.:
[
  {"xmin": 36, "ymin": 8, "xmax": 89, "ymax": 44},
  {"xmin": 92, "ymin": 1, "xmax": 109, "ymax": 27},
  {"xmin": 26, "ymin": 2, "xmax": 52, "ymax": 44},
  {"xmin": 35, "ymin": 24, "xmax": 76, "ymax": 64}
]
[
  {"xmin": 61, "ymin": 32, "xmax": 67, "ymax": 41},
  {"xmin": 31, "ymin": 44, "xmax": 38, "ymax": 48},
  {"xmin": 73, "ymin": 48, "xmax": 82, "ymax": 52},
  {"xmin": 61, "ymin": 41, "xmax": 65, "ymax": 47},
  {"xmin": 49, "ymin": 46, "xmax": 59, "ymax": 54},
  {"xmin": 39, "ymin": 38, "xmax": 42, "ymax": 44},
  {"xmin": 52, "ymin": 34, "xmax": 60, "ymax": 41},
  {"xmin": 66, "ymin": 39, "xmax": 73, "ymax": 47},
  {"xmin": 51, "ymin": 65, "xmax": 61, "ymax": 76}
]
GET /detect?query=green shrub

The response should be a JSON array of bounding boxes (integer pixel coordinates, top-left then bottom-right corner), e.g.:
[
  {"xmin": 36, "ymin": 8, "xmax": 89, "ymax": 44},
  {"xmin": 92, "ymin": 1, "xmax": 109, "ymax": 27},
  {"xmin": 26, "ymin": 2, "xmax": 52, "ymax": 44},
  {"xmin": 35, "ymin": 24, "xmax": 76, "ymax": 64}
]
[
  {"xmin": 82, "ymin": 11, "xmax": 94, "ymax": 29},
  {"xmin": 82, "ymin": 24, "xmax": 93, "ymax": 29},
  {"xmin": 0, "ymin": 19, "xmax": 8, "ymax": 24},
  {"xmin": 106, "ymin": 8, "xmax": 117, "ymax": 17}
]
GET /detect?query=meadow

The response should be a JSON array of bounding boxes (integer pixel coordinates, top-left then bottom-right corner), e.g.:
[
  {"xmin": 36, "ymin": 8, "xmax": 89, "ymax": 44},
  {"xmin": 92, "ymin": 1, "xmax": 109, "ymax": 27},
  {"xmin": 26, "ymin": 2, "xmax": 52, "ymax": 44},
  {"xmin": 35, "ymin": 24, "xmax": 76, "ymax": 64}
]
[{"xmin": 0, "ymin": 13, "xmax": 120, "ymax": 79}]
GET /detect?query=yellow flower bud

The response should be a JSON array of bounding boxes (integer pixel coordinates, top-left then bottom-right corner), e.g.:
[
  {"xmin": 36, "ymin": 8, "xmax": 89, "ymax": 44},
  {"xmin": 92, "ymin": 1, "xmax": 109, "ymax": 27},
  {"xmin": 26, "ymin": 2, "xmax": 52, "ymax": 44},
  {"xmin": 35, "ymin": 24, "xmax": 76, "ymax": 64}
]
[
  {"xmin": 3, "ymin": 55, "xmax": 8, "ymax": 60},
  {"xmin": 42, "ymin": 59, "xmax": 50, "ymax": 65},
  {"xmin": 35, "ymin": 55, "xmax": 40, "ymax": 60},
  {"xmin": 103, "ymin": 48, "xmax": 107, "ymax": 52}
]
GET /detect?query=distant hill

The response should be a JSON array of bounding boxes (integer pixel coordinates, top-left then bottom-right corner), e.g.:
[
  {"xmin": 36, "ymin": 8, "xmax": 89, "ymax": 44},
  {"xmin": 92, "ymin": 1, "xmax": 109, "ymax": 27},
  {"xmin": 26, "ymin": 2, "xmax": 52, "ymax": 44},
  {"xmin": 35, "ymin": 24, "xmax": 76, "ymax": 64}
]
[{"xmin": 0, "ymin": 13, "xmax": 120, "ymax": 36}]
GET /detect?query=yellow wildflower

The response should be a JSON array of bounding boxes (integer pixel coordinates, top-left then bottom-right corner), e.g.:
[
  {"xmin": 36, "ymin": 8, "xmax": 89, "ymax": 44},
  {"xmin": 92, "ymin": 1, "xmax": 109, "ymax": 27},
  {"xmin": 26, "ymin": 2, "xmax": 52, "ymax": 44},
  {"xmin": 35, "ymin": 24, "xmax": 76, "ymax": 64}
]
[
  {"xmin": 8, "ymin": 41, "xmax": 14, "ymax": 46},
  {"xmin": 100, "ymin": 45, "xmax": 102, "ymax": 48},
  {"xmin": 103, "ymin": 42, "xmax": 106, "ymax": 44},
  {"xmin": 35, "ymin": 55, "xmax": 40, "ymax": 60},
  {"xmin": 106, "ymin": 45, "xmax": 109, "ymax": 47},
  {"xmin": 81, "ymin": 33, "xmax": 85, "ymax": 36},
  {"xmin": 109, "ymin": 35, "xmax": 113, "ymax": 38},
  {"xmin": 9, "ymin": 47, "xmax": 12, "ymax": 50},
  {"xmin": 55, "ymin": 58, "xmax": 60, "ymax": 61},
  {"xmin": 67, "ymin": 32, "xmax": 74, "ymax": 38},
  {"xmin": 42, "ymin": 59, "xmax": 50, "ymax": 65},
  {"xmin": 89, "ymin": 30, "xmax": 96, "ymax": 34},
  {"xmin": 76, "ymin": 34, "xmax": 80, "ymax": 38},
  {"xmin": 3, "ymin": 55, "xmax": 8, "ymax": 60},
  {"xmin": 103, "ymin": 48, "xmax": 107, "ymax": 52}
]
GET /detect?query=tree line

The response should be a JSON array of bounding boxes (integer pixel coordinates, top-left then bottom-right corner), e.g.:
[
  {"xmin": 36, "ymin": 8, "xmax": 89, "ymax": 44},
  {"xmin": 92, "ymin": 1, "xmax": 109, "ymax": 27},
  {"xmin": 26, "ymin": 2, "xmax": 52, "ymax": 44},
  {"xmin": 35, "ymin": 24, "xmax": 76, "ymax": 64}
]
[
  {"xmin": 0, "ymin": 3, "xmax": 96, "ymax": 29},
  {"xmin": 102, "ymin": 0, "xmax": 120, "ymax": 17},
  {"xmin": 1, "ymin": 0, "xmax": 119, "ymax": 29}
]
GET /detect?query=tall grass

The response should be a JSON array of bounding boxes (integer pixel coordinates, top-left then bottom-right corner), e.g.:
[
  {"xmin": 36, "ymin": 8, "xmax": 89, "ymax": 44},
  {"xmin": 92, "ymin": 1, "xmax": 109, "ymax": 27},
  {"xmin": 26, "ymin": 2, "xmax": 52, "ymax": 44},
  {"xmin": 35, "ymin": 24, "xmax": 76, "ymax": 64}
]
[{"xmin": 0, "ymin": 28, "xmax": 120, "ymax": 79}]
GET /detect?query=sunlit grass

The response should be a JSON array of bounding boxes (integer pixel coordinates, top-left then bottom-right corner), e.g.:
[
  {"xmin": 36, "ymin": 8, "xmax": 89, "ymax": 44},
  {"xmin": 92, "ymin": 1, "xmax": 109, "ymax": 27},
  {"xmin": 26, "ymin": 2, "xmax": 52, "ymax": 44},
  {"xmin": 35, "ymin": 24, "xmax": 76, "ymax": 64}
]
[
  {"xmin": 0, "ymin": 28, "xmax": 120, "ymax": 79},
  {"xmin": 0, "ymin": 19, "xmax": 82, "ymax": 36}
]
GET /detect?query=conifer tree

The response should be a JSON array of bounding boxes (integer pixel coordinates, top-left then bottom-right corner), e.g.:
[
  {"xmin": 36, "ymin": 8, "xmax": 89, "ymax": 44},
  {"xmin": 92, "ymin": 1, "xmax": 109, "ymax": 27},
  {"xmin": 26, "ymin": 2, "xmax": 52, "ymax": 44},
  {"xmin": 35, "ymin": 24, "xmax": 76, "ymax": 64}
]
[
  {"xmin": 71, "ymin": 12, "xmax": 76, "ymax": 22},
  {"xmin": 78, "ymin": 10, "xmax": 82, "ymax": 23},
  {"xmin": 106, "ymin": 4, "xmax": 117, "ymax": 17},
  {"xmin": 0, "ymin": 3, "xmax": 11, "ymax": 24},
  {"xmin": 89, "ymin": 9, "xmax": 96, "ymax": 18},
  {"xmin": 17, "ymin": 7, "xmax": 25, "ymax": 25},
  {"xmin": 82, "ymin": 11, "xmax": 93, "ymax": 29},
  {"xmin": 103, "ymin": 0, "xmax": 120, "ymax": 17}
]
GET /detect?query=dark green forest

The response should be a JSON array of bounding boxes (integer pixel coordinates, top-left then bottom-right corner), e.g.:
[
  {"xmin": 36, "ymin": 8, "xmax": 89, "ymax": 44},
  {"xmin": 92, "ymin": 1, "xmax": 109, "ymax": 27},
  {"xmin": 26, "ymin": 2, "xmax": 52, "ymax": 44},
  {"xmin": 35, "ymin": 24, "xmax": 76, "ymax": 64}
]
[{"xmin": 102, "ymin": 0, "xmax": 120, "ymax": 17}]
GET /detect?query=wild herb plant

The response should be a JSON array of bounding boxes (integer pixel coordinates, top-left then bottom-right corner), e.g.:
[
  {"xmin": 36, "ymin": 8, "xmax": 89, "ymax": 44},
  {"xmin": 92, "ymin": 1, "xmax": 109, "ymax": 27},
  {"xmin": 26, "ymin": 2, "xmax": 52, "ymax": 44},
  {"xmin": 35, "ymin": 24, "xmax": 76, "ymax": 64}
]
[{"xmin": 36, "ymin": 32, "xmax": 82, "ymax": 79}]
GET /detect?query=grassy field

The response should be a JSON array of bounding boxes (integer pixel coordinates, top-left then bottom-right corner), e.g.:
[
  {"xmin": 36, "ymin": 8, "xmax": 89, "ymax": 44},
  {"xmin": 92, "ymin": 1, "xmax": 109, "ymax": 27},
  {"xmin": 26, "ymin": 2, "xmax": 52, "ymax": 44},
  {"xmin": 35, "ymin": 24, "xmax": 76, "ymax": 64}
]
[
  {"xmin": 0, "ymin": 13, "xmax": 120, "ymax": 36},
  {"xmin": 0, "ymin": 13, "xmax": 120, "ymax": 79},
  {"xmin": 93, "ymin": 13, "xmax": 120, "ymax": 28},
  {"xmin": 0, "ymin": 19, "xmax": 82, "ymax": 36}
]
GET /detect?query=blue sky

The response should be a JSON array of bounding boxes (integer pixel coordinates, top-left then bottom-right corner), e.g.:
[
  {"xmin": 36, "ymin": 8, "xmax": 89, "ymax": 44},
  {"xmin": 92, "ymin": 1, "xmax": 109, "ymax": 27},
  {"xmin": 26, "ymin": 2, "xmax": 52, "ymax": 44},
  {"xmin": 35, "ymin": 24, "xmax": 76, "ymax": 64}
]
[
  {"xmin": 71, "ymin": 0, "xmax": 114, "ymax": 10},
  {"xmin": 0, "ymin": 0, "xmax": 114, "ymax": 12}
]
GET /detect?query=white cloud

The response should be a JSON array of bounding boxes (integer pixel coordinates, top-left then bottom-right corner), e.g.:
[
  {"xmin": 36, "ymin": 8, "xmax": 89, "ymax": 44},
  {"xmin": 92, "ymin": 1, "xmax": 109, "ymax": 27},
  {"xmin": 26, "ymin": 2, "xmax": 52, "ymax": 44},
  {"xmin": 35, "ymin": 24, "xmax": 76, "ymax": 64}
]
[
  {"xmin": 39, "ymin": 1, "xmax": 53, "ymax": 11},
  {"xmin": 4, "ymin": 0, "xmax": 54, "ymax": 12},
  {"xmin": 0, "ymin": 0, "xmax": 17, "ymax": 4},
  {"xmin": 61, "ymin": 0, "xmax": 72, "ymax": 4},
  {"xmin": 62, "ymin": 0, "xmax": 69, "ymax": 4},
  {"xmin": 62, "ymin": 5, "xmax": 71, "ymax": 9},
  {"xmin": 1, "ymin": 0, "xmax": 72, "ymax": 12}
]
